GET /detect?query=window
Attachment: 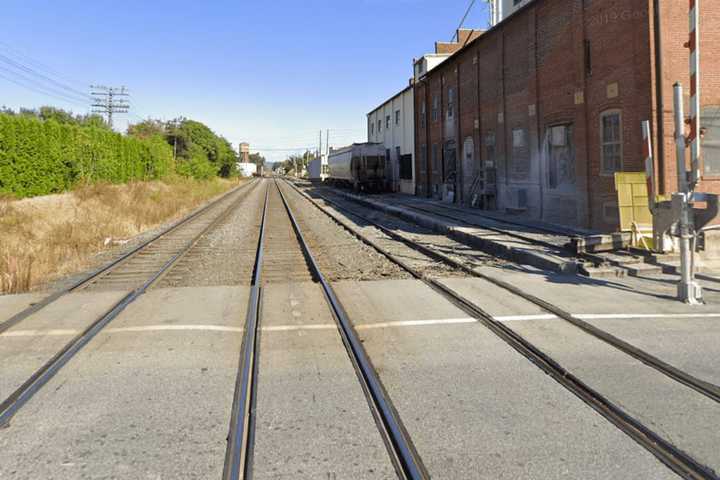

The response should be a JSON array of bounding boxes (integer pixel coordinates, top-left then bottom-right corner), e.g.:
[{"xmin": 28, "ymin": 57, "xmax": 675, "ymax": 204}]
[
  {"xmin": 546, "ymin": 124, "xmax": 575, "ymax": 189},
  {"xmin": 395, "ymin": 110, "xmax": 401, "ymax": 125},
  {"xmin": 484, "ymin": 132, "xmax": 496, "ymax": 168},
  {"xmin": 420, "ymin": 102, "xmax": 427, "ymax": 129},
  {"xmin": 420, "ymin": 144, "xmax": 427, "ymax": 174},
  {"xmin": 447, "ymin": 87, "xmax": 455, "ymax": 119},
  {"xmin": 600, "ymin": 110, "xmax": 622, "ymax": 174},
  {"xmin": 702, "ymin": 106, "xmax": 720, "ymax": 176},
  {"xmin": 378, "ymin": 119, "xmax": 382, "ymax": 133},
  {"xmin": 431, "ymin": 143, "xmax": 439, "ymax": 173},
  {"xmin": 400, "ymin": 154, "xmax": 413, "ymax": 180},
  {"xmin": 432, "ymin": 95, "xmax": 439, "ymax": 122},
  {"xmin": 584, "ymin": 40, "xmax": 592, "ymax": 77},
  {"xmin": 511, "ymin": 128, "xmax": 530, "ymax": 179},
  {"xmin": 370, "ymin": 121, "xmax": 374, "ymax": 136},
  {"xmin": 386, "ymin": 115, "xmax": 391, "ymax": 129}
]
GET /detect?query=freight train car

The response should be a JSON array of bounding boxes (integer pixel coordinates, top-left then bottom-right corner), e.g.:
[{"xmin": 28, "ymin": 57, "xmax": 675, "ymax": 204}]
[{"xmin": 327, "ymin": 143, "xmax": 387, "ymax": 192}]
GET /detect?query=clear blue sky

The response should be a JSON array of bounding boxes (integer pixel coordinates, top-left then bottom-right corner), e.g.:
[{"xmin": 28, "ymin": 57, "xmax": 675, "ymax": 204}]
[{"xmin": 1, "ymin": 0, "xmax": 490, "ymax": 163}]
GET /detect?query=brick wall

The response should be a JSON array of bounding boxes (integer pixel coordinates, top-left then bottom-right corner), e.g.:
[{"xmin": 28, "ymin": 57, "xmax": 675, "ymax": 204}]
[
  {"xmin": 654, "ymin": 0, "xmax": 720, "ymax": 197},
  {"xmin": 414, "ymin": 0, "xmax": 720, "ymax": 232}
]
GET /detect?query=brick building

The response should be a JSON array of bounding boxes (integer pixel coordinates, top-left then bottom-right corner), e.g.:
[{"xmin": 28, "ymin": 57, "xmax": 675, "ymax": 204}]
[{"xmin": 414, "ymin": 0, "xmax": 720, "ymax": 232}]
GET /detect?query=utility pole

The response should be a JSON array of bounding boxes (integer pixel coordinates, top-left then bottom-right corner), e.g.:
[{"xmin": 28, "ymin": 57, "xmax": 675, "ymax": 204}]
[
  {"xmin": 318, "ymin": 130, "xmax": 322, "ymax": 162},
  {"xmin": 90, "ymin": 85, "xmax": 130, "ymax": 129}
]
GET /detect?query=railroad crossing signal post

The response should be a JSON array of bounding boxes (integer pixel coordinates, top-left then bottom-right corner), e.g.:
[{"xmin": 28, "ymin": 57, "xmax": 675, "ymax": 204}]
[{"xmin": 673, "ymin": 83, "xmax": 703, "ymax": 304}]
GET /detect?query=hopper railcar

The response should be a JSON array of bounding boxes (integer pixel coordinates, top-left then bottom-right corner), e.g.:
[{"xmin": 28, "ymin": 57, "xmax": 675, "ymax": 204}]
[{"xmin": 327, "ymin": 143, "xmax": 387, "ymax": 192}]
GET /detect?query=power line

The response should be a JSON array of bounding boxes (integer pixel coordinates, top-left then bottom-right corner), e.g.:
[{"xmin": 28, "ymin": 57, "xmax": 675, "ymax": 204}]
[
  {"xmin": 452, "ymin": 0, "xmax": 478, "ymax": 41},
  {"xmin": 0, "ymin": 70, "xmax": 88, "ymax": 108},
  {"xmin": 0, "ymin": 43, "xmax": 145, "ymax": 129},
  {"xmin": 0, "ymin": 63, "xmax": 89, "ymax": 105},
  {"xmin": 0, "ymin": 52, "xmax": 92, "ymax": 102},
  {"xmin": 0, "ymin": 41, "xmax": 88, "ymax": 90}
]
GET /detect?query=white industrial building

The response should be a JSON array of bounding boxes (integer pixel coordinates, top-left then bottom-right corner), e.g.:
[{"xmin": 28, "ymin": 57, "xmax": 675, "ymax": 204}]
[
  {"xmin": 366, "ymin": 29, "xmax": 482, "ymax": 195},
  {"xmin": 367, "ymin": 85, "xmax": 415, "ymax": 194},
  {"xmin": 308, "ymin": 154, "xmax": 329, "ymax": 181},
  {"xmin": 237, "ymin": 162, "xmax": 257, "ymax": 177},
  {"xmin": 492, "ymin": 0, "xmax": 533, "ymax": 24}
]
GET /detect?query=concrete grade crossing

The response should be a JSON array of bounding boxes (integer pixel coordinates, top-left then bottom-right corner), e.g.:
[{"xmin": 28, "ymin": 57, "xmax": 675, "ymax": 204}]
[{"xmin": 0, "ymin": 177, "xmax": 719, "ymax": 479}]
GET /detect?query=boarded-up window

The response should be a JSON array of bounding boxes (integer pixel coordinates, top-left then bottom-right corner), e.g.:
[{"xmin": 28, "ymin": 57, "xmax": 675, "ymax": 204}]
[
  {"xmin": 447, "ymin": 87, "xmax": 455, "ymax": 119},
  {"xmin": 485, "ymin": 132, "xmax": 496, "ymax": 168},
  {"xmin": 547, "ymin": 124, "xmax": 575, "ymax": 189},
  {"xmin": 702, "ymin": 105, "xmax": 720, "ymax": 176},
  {"xmin": 444, "ymin": 142, "xmax": 457, "ymax": 181},
  {"xmin": 432, "ymin": 143, "xmax": 439, "ymax": 173},
  {"xmin": 419, "ymin": 145, "xmax": 427, "ymax": 174},
  {"xmin": 511, "ymin": 128, "xmax": 530, "ymax": 179},
  {"xmin": 601, "ymin": 110, "xmax": 622, "ymax": 174}
]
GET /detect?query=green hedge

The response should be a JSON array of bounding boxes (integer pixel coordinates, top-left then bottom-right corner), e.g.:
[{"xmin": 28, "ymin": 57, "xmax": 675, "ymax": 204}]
[{"xmin": 0, "ymin": 113, "xmax": 174, "ymax": 197}]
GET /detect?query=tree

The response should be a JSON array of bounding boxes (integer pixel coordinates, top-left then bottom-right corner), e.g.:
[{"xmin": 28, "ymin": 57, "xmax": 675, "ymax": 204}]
[
  {"xmin": 127, "ymin": 119, "xmax": 165, "ymax": 139},
  {"xmin": 160, "ymin": 118, "xmax": 238, "ymax": 178},
  {"xmin": 248, "ymin": 152, "xmax": 266, "ymax": 168}
]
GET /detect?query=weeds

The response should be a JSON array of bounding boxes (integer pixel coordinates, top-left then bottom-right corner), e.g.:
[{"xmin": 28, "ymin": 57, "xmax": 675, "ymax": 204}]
[{"xmin": 0, "ymin": 177, "xmax": 237, "ymax": 294}]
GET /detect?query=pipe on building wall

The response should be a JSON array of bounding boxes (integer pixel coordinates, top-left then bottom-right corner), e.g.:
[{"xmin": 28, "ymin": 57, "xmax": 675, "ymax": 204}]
[{"xmin": 653, "ymin": 0, "xmax": 666, "ymax": 193}]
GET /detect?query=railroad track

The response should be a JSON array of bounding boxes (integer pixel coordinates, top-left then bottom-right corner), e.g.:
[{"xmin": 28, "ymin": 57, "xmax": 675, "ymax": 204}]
[
  {"xmin": 223, "ymin": 179, "xmax": 428, "ymax": 480},
  {"xmin": 284, "ymin": 179, "xmax": 720, "ymax": 480},
  {"xmin": 0, "ymin": 179, "xmax": 260, "ymax": 426}
]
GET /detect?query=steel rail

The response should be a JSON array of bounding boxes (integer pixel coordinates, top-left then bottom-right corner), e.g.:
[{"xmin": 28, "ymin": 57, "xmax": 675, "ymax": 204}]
[
  {"xmin": 274, "ymin": 179, "xmax": 429, "ymax": 480},
  {"xmin": 300, "ymin": 185, "xmax": 720, "ymax": 405},
  {"xmin": 0, "ymin": 179, "xmax": 259, "ymax": 336},
  {"xmin": 283, "ymin": 179, "xmax": 719, "ymax": 480},
  {"xmin": 0, "ymin": 183, "xmax": 257, "ymax": 427},
  {"xmin": 222, "ymin": 182, "xmax": 269, "ymax": 480}
]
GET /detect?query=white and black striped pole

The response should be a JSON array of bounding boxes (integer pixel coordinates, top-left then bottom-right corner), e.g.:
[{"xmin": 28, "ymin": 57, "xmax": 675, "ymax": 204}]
[
  {"xmin": 642, "ymin": 120, "xmax": 655, "ymax": 212},
  {"xmin": 686, "ymin": 0, "xmax": 701, "ymax": 187}
]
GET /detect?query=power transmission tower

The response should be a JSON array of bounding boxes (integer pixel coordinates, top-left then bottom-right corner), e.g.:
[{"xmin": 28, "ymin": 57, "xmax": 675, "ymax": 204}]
[{"xmin": 90, "ymin": 85, "xmax": 130, "ymax": 129}]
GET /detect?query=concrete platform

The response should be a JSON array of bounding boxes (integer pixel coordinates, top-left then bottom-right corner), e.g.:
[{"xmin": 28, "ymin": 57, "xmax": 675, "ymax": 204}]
[
  {"xmin": 330, "ymin": 190, "xmax": 585, "ymax": 274},
  {"xmin": 0, "ymin": 286, "xmax": 248, "ymax": 479},
  {"xmin": 252, "ymin": 282, "xmax": 394, "ymax": 479},
  {"xmin": 440, "ymin": 276, "xmax": 720, "ymax": 474},
  {"xmin": 332, "ymin": 279, "xmax": 676, "ymax": 479}
]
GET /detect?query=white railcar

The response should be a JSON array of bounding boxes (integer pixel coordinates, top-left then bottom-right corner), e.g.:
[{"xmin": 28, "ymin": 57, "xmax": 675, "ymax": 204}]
[{"xmin": 327, "ymin": 143, "xmax": 386, "ymax": 191}]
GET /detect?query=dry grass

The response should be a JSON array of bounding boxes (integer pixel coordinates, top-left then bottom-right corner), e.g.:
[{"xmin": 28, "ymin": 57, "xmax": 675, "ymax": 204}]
[{"xmin": 0, "ymin": 176, "xmax": 239, "ymax": 294}]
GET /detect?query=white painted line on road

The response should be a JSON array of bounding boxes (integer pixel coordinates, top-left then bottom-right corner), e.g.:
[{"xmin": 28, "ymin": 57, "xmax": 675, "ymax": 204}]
[
  {"xmin": 576, "ymin": 313, "xmax": 720, "ymax": 320},
  {"xmin": 494, "ymin": 314, "xmax": 556, "ymax": 322},
  {"xmin": 262, "ymin": 324, "xmax": 336, "ymax": 332},
  {"xmin": 108, "ymin": 325, "xmax": 244, "ymax": 333},
  {"xmin": 355, "ymin": 318, "xmax": 476, "ymax": 330},
  {"xmin": 494, "ymin": 313, "xmax": 720, "ymax": 322},
  {"xmin": 3, "ymin": 312, "xmax": 720, "ymax": 339},
  {"xmin": 0, "ymin": 329, "xmax": 78, "ymax": 337}
]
